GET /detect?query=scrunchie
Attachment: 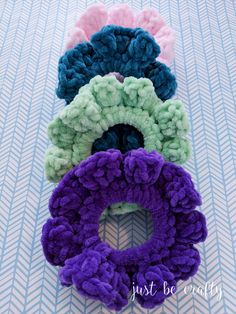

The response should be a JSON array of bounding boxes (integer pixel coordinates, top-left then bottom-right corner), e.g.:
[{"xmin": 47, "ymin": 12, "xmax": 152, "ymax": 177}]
[
  {"xmin": 66, "ymin": 3, "xmax": 175, "ymax": 66},
  {"xmin": 57, "ymin": 25, "xmax": 177, "ymax": 104},
  {"xmin": 41, "ymin": 149, "xmax": 207, "ymax": 310},
  {"xmin": 46, "ymin": 76, "xmax": 190, "ymax": 184}
]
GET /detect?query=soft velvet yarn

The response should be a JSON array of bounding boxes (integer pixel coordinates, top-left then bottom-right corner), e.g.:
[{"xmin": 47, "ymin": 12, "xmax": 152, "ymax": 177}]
[
  {"xmin": 66, "ymin": 3, "xmax": 175, "ymax": 66},
  {"xmin": 41, "ymin": 149, "xmax": 207, "ymax": 310},
  {"xmin": 57, "ymin": 25, "xmax": 177, "ymax": 104},
  {"xmin": 46, "ymin": 75, "xmax": 190, "ymax": 184}
]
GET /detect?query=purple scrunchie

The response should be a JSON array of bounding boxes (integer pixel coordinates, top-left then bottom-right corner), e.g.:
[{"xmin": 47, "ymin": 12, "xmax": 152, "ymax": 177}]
[{"xmin": 41, "ymin": 149, "xmax": 207, "ymax": 310}]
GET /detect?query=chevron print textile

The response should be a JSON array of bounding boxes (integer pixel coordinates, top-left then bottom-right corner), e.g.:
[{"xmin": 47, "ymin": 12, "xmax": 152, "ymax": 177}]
[{"xmin": 0, "ymin": 0, "xmax": 235, "ymax": 313}]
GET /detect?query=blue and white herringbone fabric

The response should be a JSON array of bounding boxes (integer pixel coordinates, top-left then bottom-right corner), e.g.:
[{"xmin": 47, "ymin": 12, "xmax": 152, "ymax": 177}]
[{"xmin": 0, "ymin": 1, "xmax": 235, "ymax": 313}]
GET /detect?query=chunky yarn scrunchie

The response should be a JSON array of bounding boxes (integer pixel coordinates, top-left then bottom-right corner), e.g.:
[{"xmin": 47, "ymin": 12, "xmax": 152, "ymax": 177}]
[
  {"xmin": 66, "ymin": 3, "xmax": 175, "ymax": 66},
  {"xmin": 41, "ymin": 149, "xmax": 207, "ymax": 310},
  {"xmin": 46, "ymin": 76, "xmax": 190, "ymax": 184},
  {"xmin": 57, "ymin": 25, "xmax": 177, "ymax": 104}
]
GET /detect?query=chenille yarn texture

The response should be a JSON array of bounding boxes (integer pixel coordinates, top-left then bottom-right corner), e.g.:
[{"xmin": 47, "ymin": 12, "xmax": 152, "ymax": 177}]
[
  {"xmin": 46, "ymin": 75, "xmax": 190, "ymax": 185},
  {"xmin": 57, "ymin": 25, "xmax": 177, "ymax": 104},
  {"xmin": 41, "ymin": 149, "xmax": 207, "ymax": 310},
  {"xmin": 66, "ymin": 3, "xmax": 175, "ymax": 66}
]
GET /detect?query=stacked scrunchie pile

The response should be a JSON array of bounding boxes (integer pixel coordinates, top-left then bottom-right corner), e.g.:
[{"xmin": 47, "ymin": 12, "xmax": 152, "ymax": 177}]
[{"xmin": 42, "ymin": 4, "xmax": 207, "ymax": 310}]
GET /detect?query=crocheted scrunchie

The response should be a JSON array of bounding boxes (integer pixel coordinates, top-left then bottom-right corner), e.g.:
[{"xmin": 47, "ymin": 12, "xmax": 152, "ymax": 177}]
[
  {"xmin": 66, "ymin": 3, "xmax": 175, "ymax": 66},
  {"xmin": 41, "ymin": 149, "xmax": 207, "ymax": 310},
  {"xmin": 57, "ymin": 25, "xmax": 177, "ymax": 104},
  {"xmin": 46, "ymin": 76, "xmax": 190, "ymax": 184}
]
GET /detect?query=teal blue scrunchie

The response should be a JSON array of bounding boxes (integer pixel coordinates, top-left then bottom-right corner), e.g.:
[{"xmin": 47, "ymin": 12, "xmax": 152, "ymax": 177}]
[{"xmin": 57, "ymin": 25, "xmax": 177, "ymax": 104}]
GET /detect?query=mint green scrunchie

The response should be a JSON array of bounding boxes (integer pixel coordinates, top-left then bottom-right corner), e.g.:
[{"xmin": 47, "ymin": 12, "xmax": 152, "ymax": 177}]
[{"xmin": 45, "ymin": 76, "xmax": 191, "ymax": 216}]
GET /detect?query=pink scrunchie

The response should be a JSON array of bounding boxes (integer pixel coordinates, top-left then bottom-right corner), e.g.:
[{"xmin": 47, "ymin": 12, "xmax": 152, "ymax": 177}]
[{"xmin": 66, "ymin": 3, "xmax": 175, "ymax": 66}]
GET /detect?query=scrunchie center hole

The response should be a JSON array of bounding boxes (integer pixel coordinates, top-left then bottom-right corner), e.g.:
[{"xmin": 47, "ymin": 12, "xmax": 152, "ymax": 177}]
[
  {"xmin": 92, "ymin": 124, "xmax": 144, "ymax": 155},
  {"xmin": 99, "ymin": 209, "xmax": 153, "ymax": 250}
]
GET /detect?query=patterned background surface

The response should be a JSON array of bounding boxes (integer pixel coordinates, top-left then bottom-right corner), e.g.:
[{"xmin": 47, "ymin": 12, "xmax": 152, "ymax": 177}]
[{"xmin": 0, "ymin": 1, "xmax": 236, "ymax": 313}]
